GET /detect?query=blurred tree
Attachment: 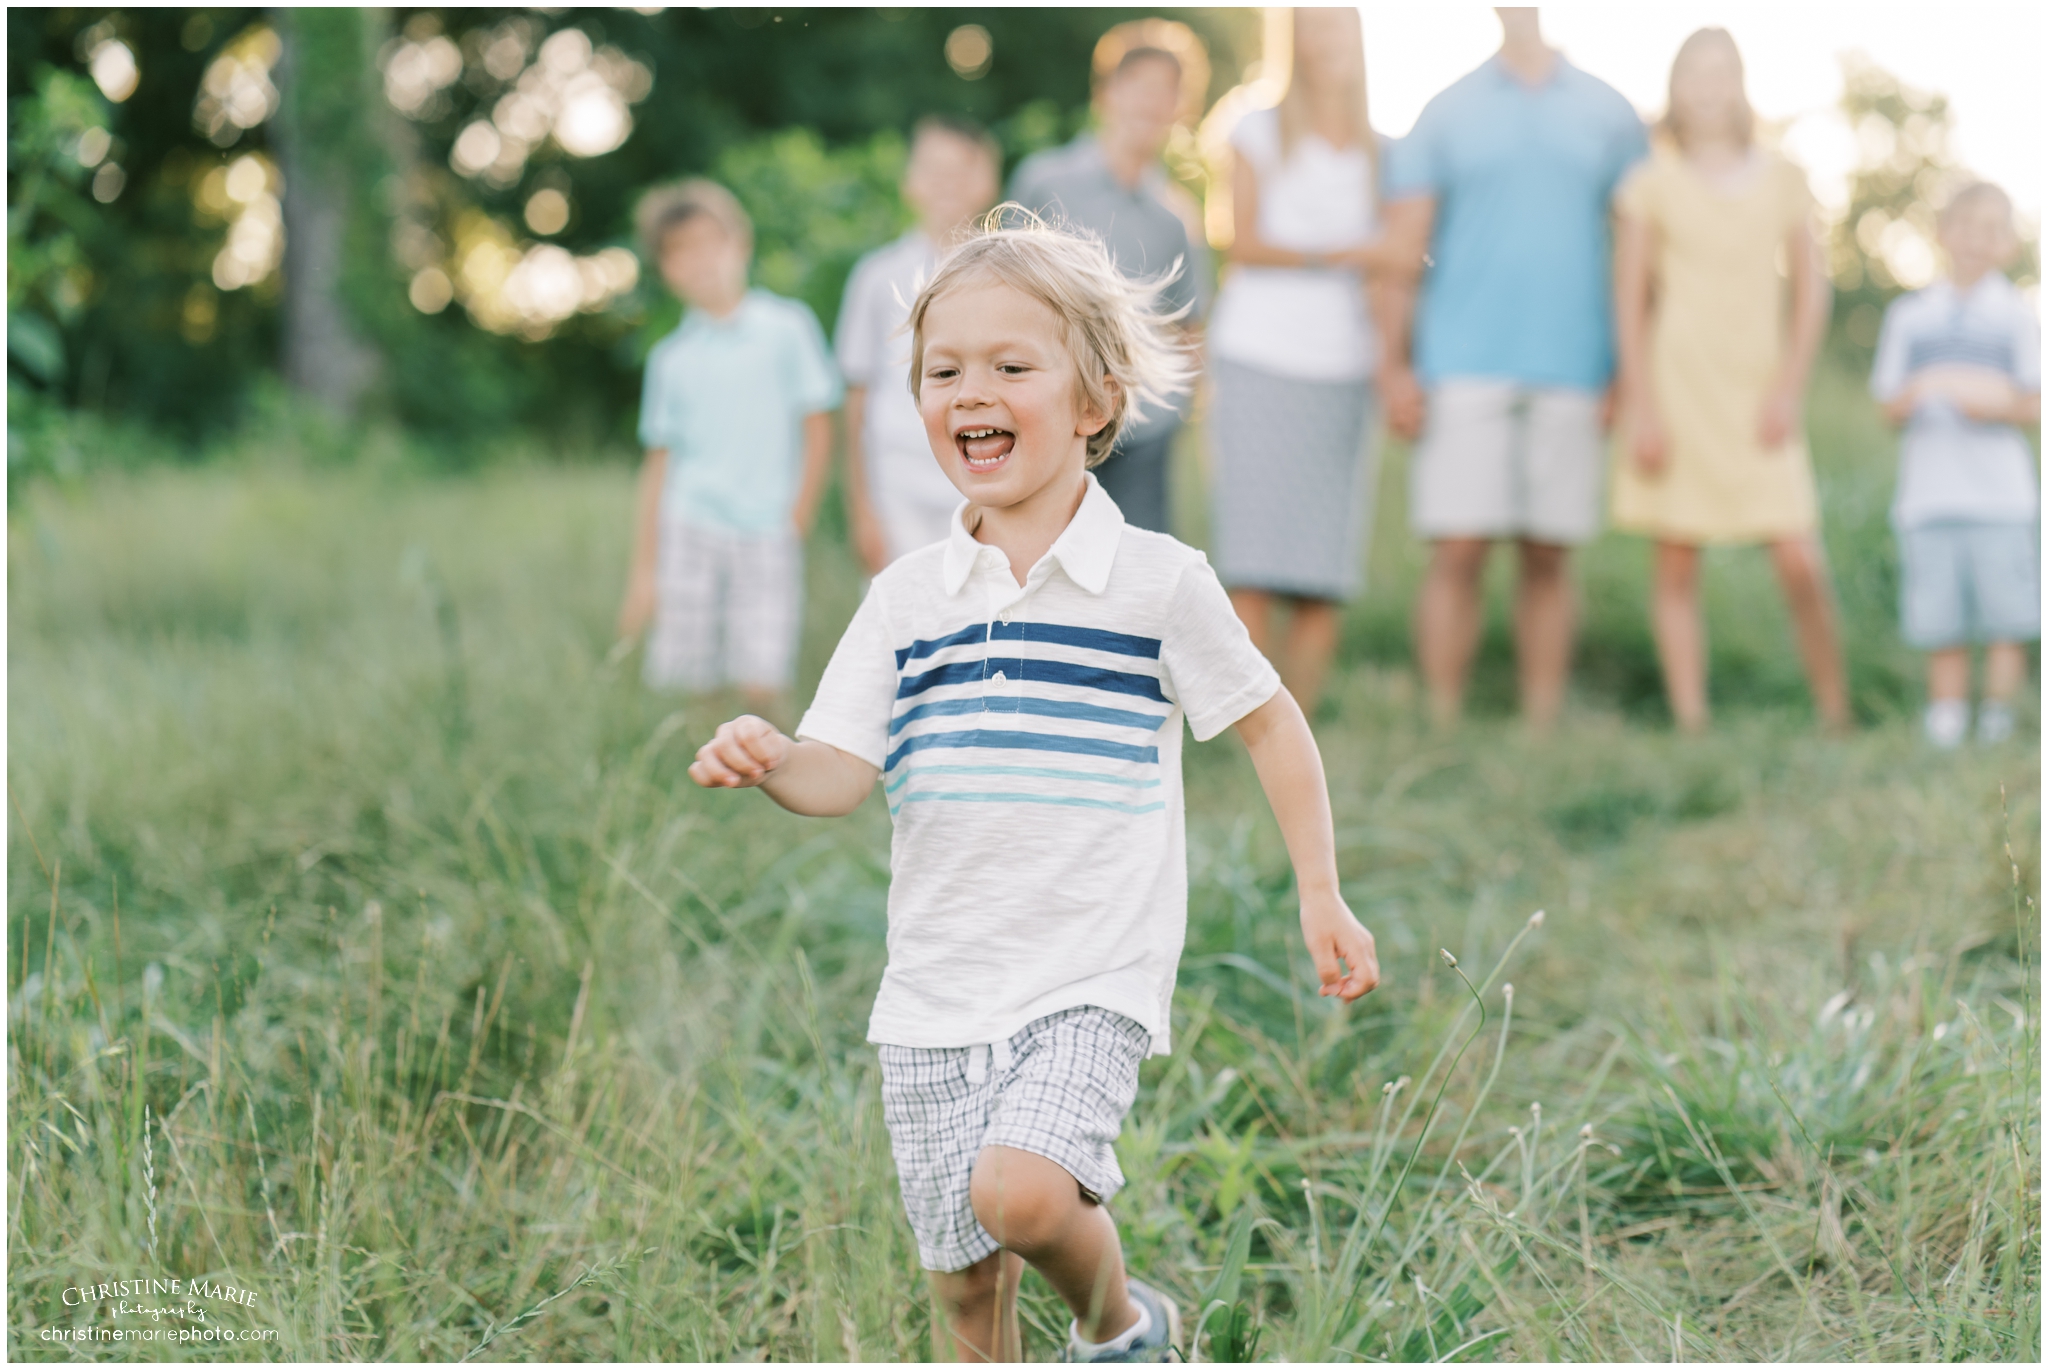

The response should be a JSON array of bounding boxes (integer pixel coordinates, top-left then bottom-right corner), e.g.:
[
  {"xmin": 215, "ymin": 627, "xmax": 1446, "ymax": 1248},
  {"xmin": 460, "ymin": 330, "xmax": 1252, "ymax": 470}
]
[
  {"xmin": 6, "ymin": 6, "xmax": 1257, "ymax": 461},
  {"xmin": 1827, "ymin": 53, "xmax": 2039, "ymax": 360},
  {"xmin": 272, "ymin": 7, "xmax": 386, "ymax": 414},
  {"xmin": 7, "ymin": 67, "xmax": 106, "ymax": 394}
]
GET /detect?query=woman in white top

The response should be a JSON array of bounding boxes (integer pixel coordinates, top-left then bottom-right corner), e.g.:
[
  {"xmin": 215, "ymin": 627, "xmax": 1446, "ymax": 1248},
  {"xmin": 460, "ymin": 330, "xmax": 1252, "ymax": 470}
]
[{"xmin": 1207, "ymin": 7, "xmax": 1397, "ymax": 717}]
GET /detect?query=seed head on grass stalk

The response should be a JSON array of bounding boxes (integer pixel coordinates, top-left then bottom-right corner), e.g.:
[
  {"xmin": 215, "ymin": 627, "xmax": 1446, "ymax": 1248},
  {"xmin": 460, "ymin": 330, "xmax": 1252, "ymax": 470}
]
[{"xmin": 1356, "ymin": 949, "xmax": 1491, "ymax": 1264}]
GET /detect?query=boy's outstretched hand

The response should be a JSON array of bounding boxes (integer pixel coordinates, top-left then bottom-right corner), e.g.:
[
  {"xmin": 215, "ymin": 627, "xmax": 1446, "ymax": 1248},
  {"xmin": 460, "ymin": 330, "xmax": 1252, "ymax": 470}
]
[
  {"xmin": 689, "ymin": 715, "xmax": 790, "ymax": 788},
  {"xmin": 1301, "ymin": 889, "xmax": 1380, "ymax": 1002}
]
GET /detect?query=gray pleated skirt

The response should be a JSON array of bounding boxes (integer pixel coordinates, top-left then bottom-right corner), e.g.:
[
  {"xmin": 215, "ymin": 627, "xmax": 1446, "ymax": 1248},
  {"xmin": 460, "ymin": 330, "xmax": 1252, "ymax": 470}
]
[{"xmin": 1209, "ymin": 357, "xmax": 1379, "ymax": 601}]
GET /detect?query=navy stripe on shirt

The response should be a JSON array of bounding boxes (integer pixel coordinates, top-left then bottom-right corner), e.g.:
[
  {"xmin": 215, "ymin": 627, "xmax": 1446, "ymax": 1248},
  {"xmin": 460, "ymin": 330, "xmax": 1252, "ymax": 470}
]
[
  {"xmin": 987, "ymin": 620, "xmax": 1162, "ymax": 659},
  {"xmin": 884, "ymin": 728, "xmax": 1160, "ymax": 772},
  {"xmin": 896, "ymin": 656, "xmax": 1168, "ymax": 704},
  {"xmin": 894, "ymin": 622, "xmax": 988, "ymax": 669},
  {"xmin": 1908, "ymin": 336, "xmax": 2016, "ymax": 374},
  {"xmin": 893, "ymin": 619, "xmax": 1164, "ymax": 668}
]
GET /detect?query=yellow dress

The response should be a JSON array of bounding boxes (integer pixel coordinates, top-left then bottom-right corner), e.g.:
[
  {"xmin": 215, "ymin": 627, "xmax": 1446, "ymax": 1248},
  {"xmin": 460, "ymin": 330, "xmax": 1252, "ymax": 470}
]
[{"xmin": 1611, "ymin": 148, "xmax": 1820, "ymax": 545}]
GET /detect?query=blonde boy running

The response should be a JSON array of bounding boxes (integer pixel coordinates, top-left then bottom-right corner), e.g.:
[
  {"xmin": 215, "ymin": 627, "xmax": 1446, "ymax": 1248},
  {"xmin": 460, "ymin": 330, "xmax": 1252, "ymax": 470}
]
[{"xmin": 690, "ymin": 220, "xmax": 1379, "ymax": 1362}]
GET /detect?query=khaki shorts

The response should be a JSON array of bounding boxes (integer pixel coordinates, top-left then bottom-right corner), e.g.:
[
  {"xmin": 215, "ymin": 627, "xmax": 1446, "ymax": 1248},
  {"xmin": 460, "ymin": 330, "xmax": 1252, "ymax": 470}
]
[{"xmin": 1410, "ymin": 380, "xmax": 1605, "ymax": 545}]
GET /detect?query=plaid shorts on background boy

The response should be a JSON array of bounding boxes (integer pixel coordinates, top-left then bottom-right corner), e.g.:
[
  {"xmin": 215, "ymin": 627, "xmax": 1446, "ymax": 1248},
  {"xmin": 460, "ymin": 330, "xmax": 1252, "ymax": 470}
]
[{"xmin": 647, "ymin": 524, "xmax": 802, "ymax": 691}]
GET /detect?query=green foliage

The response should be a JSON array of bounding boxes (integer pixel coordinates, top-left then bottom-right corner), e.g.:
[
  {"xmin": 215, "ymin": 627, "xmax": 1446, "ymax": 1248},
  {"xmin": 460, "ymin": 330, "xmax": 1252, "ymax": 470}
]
[
  {"xmin": 8, "ymin": 66, "xmax": 111, "ymax": 483},
  {"xmin": 716, "ymin": 127, "xmax": 911, "ymax": 339},
  {"xmin": 1826, "ymin": 55, "xmax": 2041, "ymax": 362},
  {"xmin": 3, "ymin": 7, "xmax": 1255, "ymax": 458},
  {"xmin": 7, "ymin": 67, "xmax": 107, "ymax": 360}
]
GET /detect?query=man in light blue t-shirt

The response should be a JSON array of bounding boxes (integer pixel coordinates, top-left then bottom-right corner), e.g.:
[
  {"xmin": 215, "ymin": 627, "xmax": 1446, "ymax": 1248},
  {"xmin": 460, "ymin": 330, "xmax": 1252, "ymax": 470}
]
[{"xmin": 1376, "ymin": 7, "xmax": 1647, "ymax": 731}]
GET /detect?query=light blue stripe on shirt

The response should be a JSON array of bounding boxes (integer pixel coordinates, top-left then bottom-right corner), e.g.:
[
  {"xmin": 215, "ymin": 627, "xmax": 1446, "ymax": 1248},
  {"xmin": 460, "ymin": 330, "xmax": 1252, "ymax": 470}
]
[
  {"xmin": 885, "ymin": 764, "xmax": 1163, "ymax": 795},
  {"xmin": 892, "ymin": 790, "xmax": 1167, "ymax": 815}
]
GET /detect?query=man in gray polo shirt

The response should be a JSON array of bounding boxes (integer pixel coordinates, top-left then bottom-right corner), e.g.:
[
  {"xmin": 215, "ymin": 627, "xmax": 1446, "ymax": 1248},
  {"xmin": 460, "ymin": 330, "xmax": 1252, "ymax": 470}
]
[{"xmin": 1009, "ymin": 44, "xmax": 1210, "ymax": 535}]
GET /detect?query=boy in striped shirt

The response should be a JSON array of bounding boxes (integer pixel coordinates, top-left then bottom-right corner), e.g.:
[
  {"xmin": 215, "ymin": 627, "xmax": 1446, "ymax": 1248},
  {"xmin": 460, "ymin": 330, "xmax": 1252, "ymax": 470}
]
[
  {"xmin": 690, "ymin": 219, "xmax": 1378, "ymax": 1361},
  {"xmin": 1872, "ymin": 181, "xmax": 2042, "ymax": 747}
]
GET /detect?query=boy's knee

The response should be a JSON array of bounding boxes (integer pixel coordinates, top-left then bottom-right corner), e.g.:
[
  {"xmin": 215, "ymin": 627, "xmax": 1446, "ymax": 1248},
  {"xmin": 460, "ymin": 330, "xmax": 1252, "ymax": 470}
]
[{"xmin": 969, "ymin": 1147, "xmax": 1075, "ymax": 1253}]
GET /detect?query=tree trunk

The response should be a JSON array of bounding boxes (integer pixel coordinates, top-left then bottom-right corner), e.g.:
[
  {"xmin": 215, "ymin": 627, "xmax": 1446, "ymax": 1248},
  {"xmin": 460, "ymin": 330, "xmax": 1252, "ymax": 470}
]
[{"xmin": 272, "ymin": 8, "xmax": 381, "ymax": 415}]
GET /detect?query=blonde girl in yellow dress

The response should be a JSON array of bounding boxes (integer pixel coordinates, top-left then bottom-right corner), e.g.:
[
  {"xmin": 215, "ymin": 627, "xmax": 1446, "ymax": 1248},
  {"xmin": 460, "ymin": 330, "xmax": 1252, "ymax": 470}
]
[{"xmin": 1612, "ymin": 28, "xmax": 1849, "ymax": 732}]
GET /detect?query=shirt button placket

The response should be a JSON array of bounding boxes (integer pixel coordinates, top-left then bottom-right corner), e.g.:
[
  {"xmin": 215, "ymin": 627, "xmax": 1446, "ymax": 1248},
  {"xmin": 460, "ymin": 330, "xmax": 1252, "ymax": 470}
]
[{"xmin": 988, "ymin": 591, "xmax": 1021, "ymax": 708}]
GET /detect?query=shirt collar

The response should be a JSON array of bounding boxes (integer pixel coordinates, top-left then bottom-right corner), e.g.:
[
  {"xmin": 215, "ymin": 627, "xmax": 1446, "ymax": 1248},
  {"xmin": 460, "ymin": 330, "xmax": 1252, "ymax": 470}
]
[
  {"xmin": 681, "ymin": 288, "xmax": 758, "ymax": 333},
  {"xmin": 1070, "ymin": 132, "xmax": 1170, "ymax": 199},
  {"xmin": 940, "ymin": 472, "xmax": 1125, "ymax": 597},
  {"xmin": 1488, "ymin": 51, "xmax": 1572, "ymax": 93},
  {"xmin": 1946, "ymin": 272, "xmax": 2017, "ymax": 308}
]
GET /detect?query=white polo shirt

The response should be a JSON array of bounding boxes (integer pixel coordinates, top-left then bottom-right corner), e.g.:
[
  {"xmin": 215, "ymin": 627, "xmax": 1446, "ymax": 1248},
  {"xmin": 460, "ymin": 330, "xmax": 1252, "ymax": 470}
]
[{"xmin": 797, "ymin": 475, "xmax": 1281, "ymax": 1055}]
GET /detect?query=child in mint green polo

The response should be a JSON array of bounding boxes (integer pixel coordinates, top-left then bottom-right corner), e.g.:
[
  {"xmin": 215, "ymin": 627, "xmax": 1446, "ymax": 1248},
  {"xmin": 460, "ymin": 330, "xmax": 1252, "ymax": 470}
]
[{"xmin": 615, "ymin": 178, "xmax": 842, "ymax": 705}]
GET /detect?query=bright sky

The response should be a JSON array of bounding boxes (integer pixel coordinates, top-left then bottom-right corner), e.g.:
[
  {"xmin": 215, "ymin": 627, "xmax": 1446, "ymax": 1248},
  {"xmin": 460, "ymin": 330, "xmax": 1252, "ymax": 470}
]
[{"xmin": 1357, "ymin": 2, "xmax": 2044, "ymax": 224}]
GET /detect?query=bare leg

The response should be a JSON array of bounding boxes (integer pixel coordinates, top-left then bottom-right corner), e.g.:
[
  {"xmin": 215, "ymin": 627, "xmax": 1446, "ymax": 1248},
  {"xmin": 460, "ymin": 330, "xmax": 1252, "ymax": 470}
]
[
  {"xmin": 1229, "ymin": 588, "xmax": 1277, "ymax": 658},
  {"xmin": 1926, "ymin": 647, "xmax": 1970, "ymax": 702},
  {"xmin": 970, "ymin": 1145, "xmax": 1139, "ymax": 1345},
  {"xmin": 1768, "ymin": 536, "xmax": 1851, "ymax": 732},
  {"xmin": 1415, "ymin": 538, "xmax": 1492, "ymax": 729},
  {"xmin": 1281, "ymin": 598, "xmax": 1345, "ymax": 719},
  {"xmin": 1984, "ymin": 641, "xmax": 2028, "ymax": 702},
  {"xmin": 929, "ymin": 1250, "xmax": 1026, "ymax": 1363},
  {"xmin": 1514, "ymin": 539, "xmax": 1576, "ymax": 734},
  {"xmin": 1649, "ymin": 541, "xmax": 1709, "ymax": 733}
]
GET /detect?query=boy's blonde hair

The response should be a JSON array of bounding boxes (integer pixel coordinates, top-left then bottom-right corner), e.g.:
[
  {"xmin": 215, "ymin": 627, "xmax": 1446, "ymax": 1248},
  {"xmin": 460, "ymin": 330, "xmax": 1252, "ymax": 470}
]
[
  {"xmin": 634, "ymin": 178, "xmax": 753, "ymax": 261},
  {"xmin": 906, "ymin": 209, "xmax": 1193, "ymax": 467}
]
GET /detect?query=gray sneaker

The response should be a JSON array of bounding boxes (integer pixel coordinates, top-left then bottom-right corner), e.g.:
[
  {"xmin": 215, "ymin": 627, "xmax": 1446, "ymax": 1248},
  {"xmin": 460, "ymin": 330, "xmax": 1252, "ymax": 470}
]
[{"xmin": 1062, "ymin": 1277, "xmax": 1182, "ymax": 1362}]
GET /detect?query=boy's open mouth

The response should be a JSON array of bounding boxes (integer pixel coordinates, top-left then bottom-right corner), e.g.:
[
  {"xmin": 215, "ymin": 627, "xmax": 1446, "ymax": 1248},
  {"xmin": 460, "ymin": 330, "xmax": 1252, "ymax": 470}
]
[{"xmin": 956, "ymin": 427, "xmax": 1015, "ymax": 470}]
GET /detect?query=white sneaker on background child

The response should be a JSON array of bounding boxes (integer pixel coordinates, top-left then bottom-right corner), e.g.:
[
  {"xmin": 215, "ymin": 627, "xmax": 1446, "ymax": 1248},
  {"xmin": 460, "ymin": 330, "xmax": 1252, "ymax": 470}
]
[
  {"xmin": 1923, "ymin": 699, "xmax": 1969, "ymax": 749},
  {"xmin": 1977, "ymin": 700, "xmax": 2016, "ymax": 744}
]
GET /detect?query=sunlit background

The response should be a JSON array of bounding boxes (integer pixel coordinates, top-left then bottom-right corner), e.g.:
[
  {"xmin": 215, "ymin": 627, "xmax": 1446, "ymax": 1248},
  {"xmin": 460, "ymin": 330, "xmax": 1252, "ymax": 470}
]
[{"xmin": 8, "ymin": 5, "xmax": 2040, "ymax": 470}]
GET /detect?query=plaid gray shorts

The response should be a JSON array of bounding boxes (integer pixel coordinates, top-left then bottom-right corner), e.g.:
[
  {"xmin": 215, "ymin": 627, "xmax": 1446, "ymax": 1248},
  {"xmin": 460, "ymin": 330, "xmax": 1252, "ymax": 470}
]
[
  {"xmin": 877, "ymin": 1007, "xmax": 1149, "ymax": 1272},
  {"xmin": 646, "ymin": 521, "xmax": 801, "ymax": 692}
]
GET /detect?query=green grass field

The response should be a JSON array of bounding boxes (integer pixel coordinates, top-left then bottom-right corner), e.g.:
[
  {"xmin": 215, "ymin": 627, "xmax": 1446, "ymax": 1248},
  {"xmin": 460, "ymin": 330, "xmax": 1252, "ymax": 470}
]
[{"xmin": 8, "ymin": 363, "xmax": 2039, "ymax": 1360}]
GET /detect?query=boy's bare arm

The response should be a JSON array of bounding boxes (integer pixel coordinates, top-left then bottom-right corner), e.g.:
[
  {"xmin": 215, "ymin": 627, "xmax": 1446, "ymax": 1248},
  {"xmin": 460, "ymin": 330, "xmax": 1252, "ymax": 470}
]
[
  {"xmin": 792, "ymin": 411, "xmax": 835, "ymax": 537},
  {"xmin": 690, "ymin": 715, "xmax": 880, "ymax": 816},
  {"xmin": 840, "ymin": 387, "xmax": 892, "ymax": 574},
  {"xmin": 618, "ymin": 447, "xmax": 667, "ymax": 640},
  {"xmin": 1878, "ymin": 384, "xmax": 1918, "ymax": 427},
  {"xmin": 1964, "ymin": 386, "xmax": 2042, "ymax": 426},
  {"xmin": 1233, "ymin": 688, "xmax": 1380, "ymax": 1001}
]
